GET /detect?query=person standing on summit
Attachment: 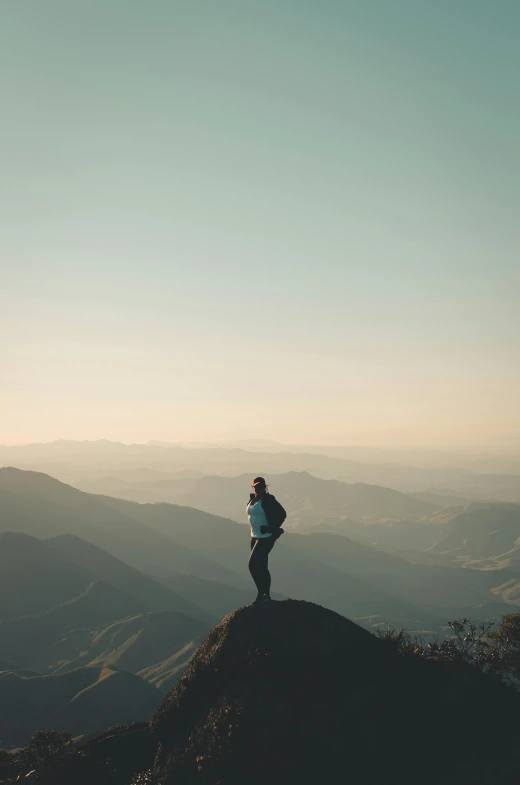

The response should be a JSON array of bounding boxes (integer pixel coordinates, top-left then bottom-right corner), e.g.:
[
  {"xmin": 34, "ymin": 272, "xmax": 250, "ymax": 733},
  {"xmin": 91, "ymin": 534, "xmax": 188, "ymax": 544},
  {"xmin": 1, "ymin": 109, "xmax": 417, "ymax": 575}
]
[{"xmin": 247, "ymin": 477, "xmax": 286, "ymax": 604}]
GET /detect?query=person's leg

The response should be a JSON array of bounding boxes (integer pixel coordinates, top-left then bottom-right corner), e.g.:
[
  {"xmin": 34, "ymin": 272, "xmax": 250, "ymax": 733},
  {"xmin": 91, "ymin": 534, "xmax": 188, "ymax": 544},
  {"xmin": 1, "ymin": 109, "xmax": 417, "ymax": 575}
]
[
  {"xmin": 249, "ymin": 537, "xmax": 275, "ymax": 596},
  {"xmin": 249, "ymin": 538, "xmax": 259, "ymax": 595}
]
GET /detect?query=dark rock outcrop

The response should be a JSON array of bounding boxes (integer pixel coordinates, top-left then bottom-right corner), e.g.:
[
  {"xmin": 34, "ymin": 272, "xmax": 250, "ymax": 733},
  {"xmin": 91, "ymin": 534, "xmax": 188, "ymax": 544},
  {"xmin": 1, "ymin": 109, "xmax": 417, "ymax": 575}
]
[
  {"xmin": 79, "ymin": 722, "xmax": 154, "ymax": 784},
  {"xmin": 151, "ymin": 600, "xmax": 520, "ymax": 785},
  {"xmin": 0, "ymin": 723, "xmax": 155, "ymax": 785}
]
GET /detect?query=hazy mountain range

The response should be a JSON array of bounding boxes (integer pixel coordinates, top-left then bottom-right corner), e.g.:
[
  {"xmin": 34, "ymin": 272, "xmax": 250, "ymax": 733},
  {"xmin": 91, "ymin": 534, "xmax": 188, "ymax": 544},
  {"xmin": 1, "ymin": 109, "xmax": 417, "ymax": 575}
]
[
  {"xmin": 2, "ymin": 439, "xmax": 520, "ymax": 499},
  {"xmin": 78, "ymin": 470, "xmax": 439, "ymax": 530},
  {"xmin": 1, "ymin": 460, "xmax": 520, "ymax": 747}
]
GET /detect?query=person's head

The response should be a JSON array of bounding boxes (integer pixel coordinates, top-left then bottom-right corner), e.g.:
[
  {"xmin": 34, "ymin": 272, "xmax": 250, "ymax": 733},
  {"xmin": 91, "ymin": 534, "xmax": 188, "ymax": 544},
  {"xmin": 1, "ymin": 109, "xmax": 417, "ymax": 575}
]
[{"xmin": 251, "ymin": 476, "xmax": 268, "ymax": 497}]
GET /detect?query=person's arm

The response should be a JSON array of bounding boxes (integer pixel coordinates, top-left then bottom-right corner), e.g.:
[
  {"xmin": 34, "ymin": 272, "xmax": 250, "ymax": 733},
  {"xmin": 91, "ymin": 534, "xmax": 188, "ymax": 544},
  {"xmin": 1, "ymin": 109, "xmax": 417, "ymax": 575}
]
[{"xmin": 260, "ymin": 496, "xmax": 285, "ymax": 533}]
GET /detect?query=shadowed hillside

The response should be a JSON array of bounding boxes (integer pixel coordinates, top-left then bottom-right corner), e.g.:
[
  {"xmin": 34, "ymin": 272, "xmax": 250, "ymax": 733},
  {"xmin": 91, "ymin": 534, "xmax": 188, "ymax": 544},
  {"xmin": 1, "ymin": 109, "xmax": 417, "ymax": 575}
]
[
  {"xmin": 0, "ymin": 532, "xmax": 94, "ymax": 620},
  {"xmin": 151, "ymin": 600, "xmax": 520, "ymax": 785},
  {"xmin": 44, "ymin": 534, "xmax": 212, "ymax": 623},
  {"xmin": 0, "ymin": 581, "xmax": 145, "ymax": 666},
  {"xmin": 0, "ymin": 665, "xmax": 164, "ymax": 746},
  {"xmin": 0, "ymin": 530, "xmax": 211, "ymax": 624}
]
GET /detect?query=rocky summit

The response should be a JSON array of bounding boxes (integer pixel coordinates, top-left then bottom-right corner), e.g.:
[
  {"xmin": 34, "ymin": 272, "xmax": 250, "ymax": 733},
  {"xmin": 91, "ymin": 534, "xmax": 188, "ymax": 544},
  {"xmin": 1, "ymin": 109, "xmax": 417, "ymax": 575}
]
[{"xmin": 151, "ymin": 600, "xmax": 520, "ymax": 785}]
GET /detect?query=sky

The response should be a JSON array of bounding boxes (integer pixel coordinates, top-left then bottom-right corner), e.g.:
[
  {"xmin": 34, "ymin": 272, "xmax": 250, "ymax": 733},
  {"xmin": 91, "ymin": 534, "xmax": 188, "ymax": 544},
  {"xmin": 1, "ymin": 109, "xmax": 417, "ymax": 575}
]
[{"xmin": 1, "ymin": 0, "xmax": 519, "ymax": 446}]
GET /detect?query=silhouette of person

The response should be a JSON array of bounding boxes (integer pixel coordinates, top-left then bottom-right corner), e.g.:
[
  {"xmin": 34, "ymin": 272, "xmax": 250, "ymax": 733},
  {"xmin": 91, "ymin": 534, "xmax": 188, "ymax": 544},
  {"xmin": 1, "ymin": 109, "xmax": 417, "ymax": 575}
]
[{"xmin": 247, "ymin": 477, "xmax": 286, "ymax": 604}]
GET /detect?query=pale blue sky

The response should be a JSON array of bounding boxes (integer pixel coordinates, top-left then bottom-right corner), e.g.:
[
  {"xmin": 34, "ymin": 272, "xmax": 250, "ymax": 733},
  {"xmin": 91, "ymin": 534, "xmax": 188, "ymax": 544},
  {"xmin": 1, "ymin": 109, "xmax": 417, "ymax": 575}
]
[{"xmin": 1, "ymin": 1, "xmax": 519, "ymax": 445}]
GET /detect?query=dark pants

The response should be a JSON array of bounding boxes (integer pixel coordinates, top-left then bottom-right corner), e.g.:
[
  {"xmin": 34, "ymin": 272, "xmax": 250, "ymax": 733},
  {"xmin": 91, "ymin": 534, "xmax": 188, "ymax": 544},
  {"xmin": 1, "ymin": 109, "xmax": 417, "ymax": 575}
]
[{"xmin": 249, "ymin": 536, "xmax": 275, "ymax": 595}]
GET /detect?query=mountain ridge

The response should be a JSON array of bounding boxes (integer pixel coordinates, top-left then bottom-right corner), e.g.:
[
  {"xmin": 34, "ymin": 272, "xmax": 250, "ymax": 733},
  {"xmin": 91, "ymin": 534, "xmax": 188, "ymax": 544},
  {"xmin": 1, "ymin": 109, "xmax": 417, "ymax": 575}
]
[{"xmin": 3, "ymin": 439, "xmax": 520, "ymax": 496}]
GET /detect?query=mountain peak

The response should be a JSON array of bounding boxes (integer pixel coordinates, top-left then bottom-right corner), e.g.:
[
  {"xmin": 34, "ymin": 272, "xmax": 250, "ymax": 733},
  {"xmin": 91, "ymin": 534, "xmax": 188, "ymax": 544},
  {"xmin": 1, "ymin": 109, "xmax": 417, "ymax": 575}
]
[
  {"xmin": 151, "ymin": 599, "xmax": 520, "ymax": 785},
  {"xmin": 151, "ymin": 600, "xmax": 375, "ymax": 741}
]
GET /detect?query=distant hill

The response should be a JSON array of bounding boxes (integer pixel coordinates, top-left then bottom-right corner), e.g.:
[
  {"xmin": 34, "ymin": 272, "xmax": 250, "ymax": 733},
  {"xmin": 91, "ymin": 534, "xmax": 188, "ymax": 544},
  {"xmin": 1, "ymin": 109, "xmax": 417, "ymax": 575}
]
[
  {"xmin": 76, "ymin": 473, "xmax": 200, "ymax": 503},
  {"xmin": 0, "ymin": 581, "xmax": 146, "ymax": 667},
  {"xmin": 0, "ymin": 529, "xmax": 210, "ymax": 624},
  {"xmin": 151, "ymin": 600, "xmax": 520, "ymax": 785},
  {"xmin": 80, "ymin": 471, "xmax": 439, "ymax": 530},
  {"xmin": 426, "ymin": 502, "xmax": 520, "ymax": 568},
  {"xmin": 33, "ymin": 579, "xmax": 144, "ymax": 630},
  {"xmin": 78, "ymin": 468, "xmax": 520, "ymax": 506},
  {"xmin": 286, "ymin": 530, "xmax": 520, "ymax": 618},
  {"xmin": 0, "ymin": 467, "xmax": 245, "ymax": 586},
  {"xmin": 409, "ymin": 489, "xmax": 473, "ymax": 507},
  {"xmin": 0, "ymin": 532, "xmax": 94, "ymax": 620},
  {"xmin": 171, "ymin": 471, "xmax": 438, "ymax": 529},
  {"xmin": 44, "ymin": 534, "xmax": 212, "ymax": 623},
  {"xmin": 341, "ymin": 501, "xmax": 520, "ymax": 576},
  {"xmin": 0, "ymin": 664, "xmax": 163, "ymax": 746},
  {"xmin": 33, "ymin": 610, "xmax": 206, "ymax": 688}
]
